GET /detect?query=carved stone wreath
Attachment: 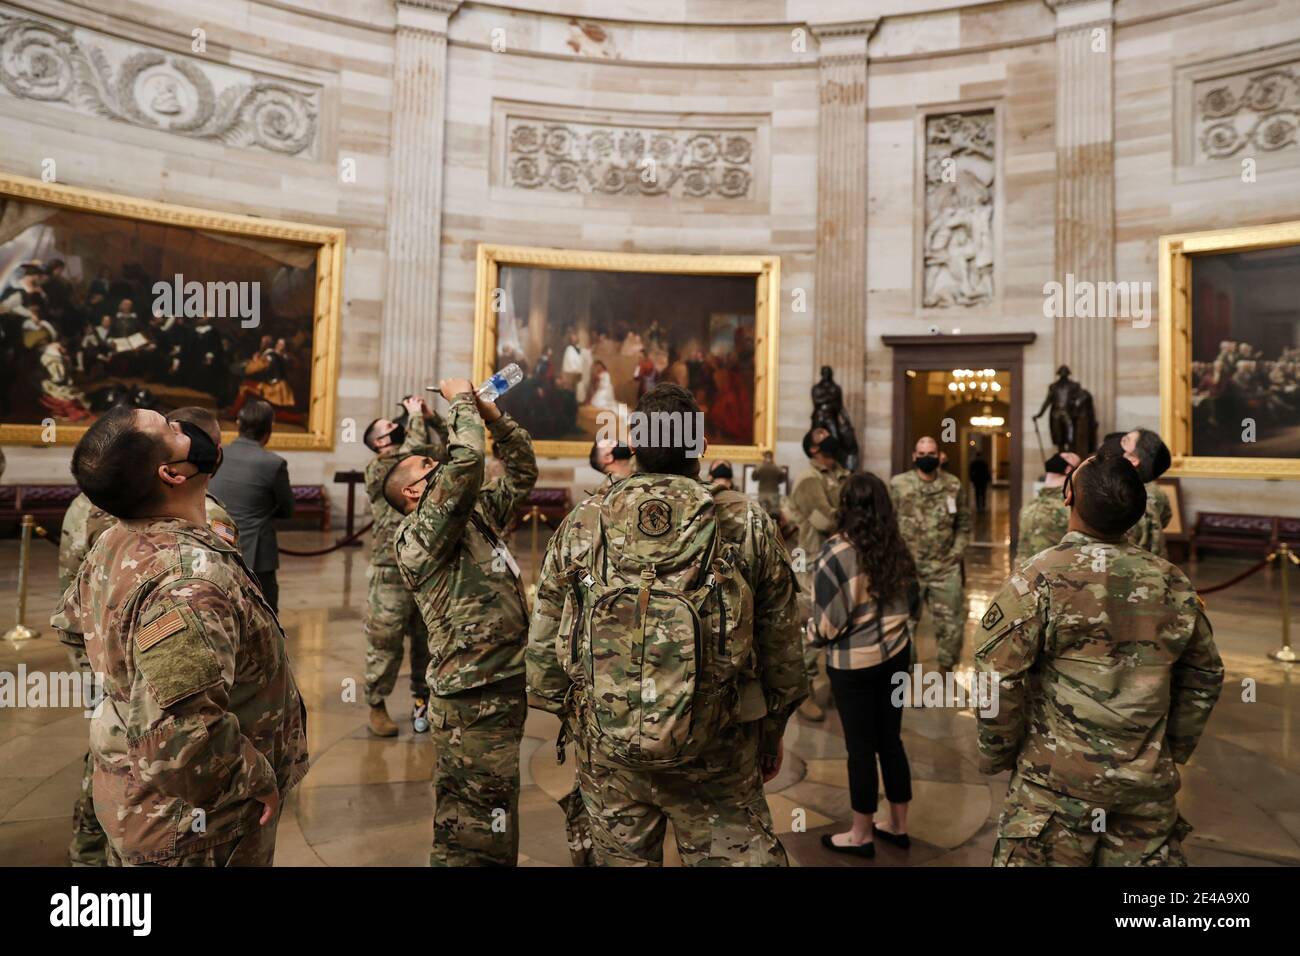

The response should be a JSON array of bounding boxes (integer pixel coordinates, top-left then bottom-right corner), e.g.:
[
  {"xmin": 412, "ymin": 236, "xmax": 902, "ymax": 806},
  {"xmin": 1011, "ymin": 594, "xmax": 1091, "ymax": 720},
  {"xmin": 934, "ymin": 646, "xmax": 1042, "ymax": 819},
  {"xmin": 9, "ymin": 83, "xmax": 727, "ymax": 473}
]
[
  {"xmin": 0, "ymin": 11, "xmax": 319, "ymax": 158},
  {"xmin": 1196, "ymin": 65, "xmax": 1300, "ymax": 160},
  {"xmin": 505, "ymin": 117, "xmax": 754, "ymax": 199}
]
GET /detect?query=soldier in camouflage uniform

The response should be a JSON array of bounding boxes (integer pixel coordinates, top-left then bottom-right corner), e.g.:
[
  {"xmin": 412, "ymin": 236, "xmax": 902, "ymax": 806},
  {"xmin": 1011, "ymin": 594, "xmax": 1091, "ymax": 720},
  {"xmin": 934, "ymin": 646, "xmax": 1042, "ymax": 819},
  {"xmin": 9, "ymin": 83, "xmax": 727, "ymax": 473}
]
[
  {"xmin": 52, "ymin": 405, "xmax": 307, "ymax": 866},
  {"xmin": 1101, "ymin": 428, "xmax": 1173, "ymax": 558},
  {"xmin": 1014, "ymin": 452, "xmax": 1078, "ymax": 561},
  {"xmin": 890, "ymin": 436, "xmax": 971, "ymax": 670},
  {"xmin": 61, "ymin": 407, "xmax": 242, "ymax": 866},
  {"xmin": 362, "ymin": 397, "xmax": 447, "ymax": 736},
  {"xmin": 786, "ymin": 428, "xmax": 850, "ymax": 720},
  {"xmin": 976, "ymin": 453, "xmax": 1223, "ymax": 866},
  {"xmin": 387, "ymin": 379, "xmax": 537, "ymax": 866},
  {"xmin": 528, "ymin": 384, "xmax": 807, "ymax": 866}
]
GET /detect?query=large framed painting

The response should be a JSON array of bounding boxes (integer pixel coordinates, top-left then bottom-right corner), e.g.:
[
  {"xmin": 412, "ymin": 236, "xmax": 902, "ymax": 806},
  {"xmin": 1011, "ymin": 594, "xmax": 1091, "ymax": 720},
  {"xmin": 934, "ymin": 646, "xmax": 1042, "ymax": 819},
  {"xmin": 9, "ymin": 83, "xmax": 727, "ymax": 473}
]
[
  {"xmin": 472, "ymin": 244, "xmax": 780, "ymax": 460},
  {"xmin": 1160, "ymin": 219, "xmax": 1300, "ymax": 479},
  {"xmin": 0, "ymin": 173, "xmax": 343, "ymax": 450}
]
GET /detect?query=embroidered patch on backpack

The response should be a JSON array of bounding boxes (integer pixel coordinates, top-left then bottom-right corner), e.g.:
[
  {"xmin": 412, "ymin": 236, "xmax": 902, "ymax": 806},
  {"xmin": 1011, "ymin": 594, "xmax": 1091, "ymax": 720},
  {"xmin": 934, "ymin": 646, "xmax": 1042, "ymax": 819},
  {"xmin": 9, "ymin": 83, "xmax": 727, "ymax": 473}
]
[
  {"xmin": 637, "ymin": 499, "xmax": 672, "ymax": 537},
  {"xmin": 981, "ymin": 602, "xmax": 1004, "ymax": 630}
]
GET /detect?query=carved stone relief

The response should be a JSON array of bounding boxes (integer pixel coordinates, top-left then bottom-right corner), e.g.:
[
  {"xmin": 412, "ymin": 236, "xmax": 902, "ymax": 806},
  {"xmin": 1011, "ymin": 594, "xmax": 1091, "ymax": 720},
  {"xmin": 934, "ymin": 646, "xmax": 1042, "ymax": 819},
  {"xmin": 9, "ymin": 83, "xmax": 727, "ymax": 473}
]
[
  {"xmin": 1195, "ymin": 62, "xmax": 1300, "ymax": 161},
  {"xmin": 922, "ymin": 110, "xmax": 995, "ymax": 309},
  {"xmin": 504, "ymin": 114, "xmax": 755, "ymax": 200},
  {"xmin": 0, "ymin": 8, "xmax": 320, "ymax": 158}
]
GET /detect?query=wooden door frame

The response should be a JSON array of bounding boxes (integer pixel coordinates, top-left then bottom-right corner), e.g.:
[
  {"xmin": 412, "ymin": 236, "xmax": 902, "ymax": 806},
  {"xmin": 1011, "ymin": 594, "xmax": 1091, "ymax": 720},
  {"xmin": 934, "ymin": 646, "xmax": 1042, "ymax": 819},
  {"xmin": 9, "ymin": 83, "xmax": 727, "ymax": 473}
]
[{"xmin": 881, "ymin": 333, "xmax": 1036, "ymax": 549}]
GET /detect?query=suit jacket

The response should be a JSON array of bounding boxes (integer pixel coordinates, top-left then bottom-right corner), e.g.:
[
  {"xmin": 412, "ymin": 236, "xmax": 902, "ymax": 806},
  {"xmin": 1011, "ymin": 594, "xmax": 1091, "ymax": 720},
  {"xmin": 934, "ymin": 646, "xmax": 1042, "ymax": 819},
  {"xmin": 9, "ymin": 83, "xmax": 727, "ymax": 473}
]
[{"xmin": 209, "ymin": 436, "xmax": 294, "ymax": 573}]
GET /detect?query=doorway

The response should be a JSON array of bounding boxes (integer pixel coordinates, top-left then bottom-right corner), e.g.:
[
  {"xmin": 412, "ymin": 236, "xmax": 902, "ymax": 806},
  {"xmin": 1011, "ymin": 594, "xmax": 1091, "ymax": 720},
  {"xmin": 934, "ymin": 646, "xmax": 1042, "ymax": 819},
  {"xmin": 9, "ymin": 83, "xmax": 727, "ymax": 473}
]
[{"xmin": 882, "ymin": 333, "xmax": 1035, "ymax": 553}]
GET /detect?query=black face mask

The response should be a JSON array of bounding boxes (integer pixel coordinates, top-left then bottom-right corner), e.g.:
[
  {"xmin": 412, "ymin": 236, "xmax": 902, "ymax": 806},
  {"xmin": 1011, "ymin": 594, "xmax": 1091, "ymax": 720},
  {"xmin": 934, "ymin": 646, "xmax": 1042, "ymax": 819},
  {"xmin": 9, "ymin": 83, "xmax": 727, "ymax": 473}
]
[
  {"xmin": 1062, "ymin": 470, "xmax": 1074, "ymax": 506},
  {"xmin": 816, "ymin": 435, "xmax": 841, "ymax": 460},
  {"xmin": 711, "ymin": 465, "xmax": 733, "ymax": 481},
  {"xmin": 611, "ymin": 443, "xmax": 633, "ymax": 461},
  {"xmin": 169, "ymin": 421, "xmax": 221, "ymax": 476},
  {"xmin": 915, "ymin": 454, "xmax": 940, "ymax": 474},
  {"xmin": 384, "ymin": 422, "xmax": 406, "ymax": 449}
]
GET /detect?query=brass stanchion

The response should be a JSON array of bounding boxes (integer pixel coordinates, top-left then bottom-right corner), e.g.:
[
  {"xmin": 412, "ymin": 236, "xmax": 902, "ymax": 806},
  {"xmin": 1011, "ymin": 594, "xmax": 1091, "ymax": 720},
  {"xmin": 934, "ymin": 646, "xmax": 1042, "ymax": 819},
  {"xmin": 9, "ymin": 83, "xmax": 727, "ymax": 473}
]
[
  {"xmin": 1270, "ymin": 543, "xmax": 1298, "ymax": 663},
  {"xmin": 5, "ymin": 514, "xmax": 40, "ymax": 643},
  {"xmin": 519, "ymin": 505, "xmax": 545, "ymax": 590}
]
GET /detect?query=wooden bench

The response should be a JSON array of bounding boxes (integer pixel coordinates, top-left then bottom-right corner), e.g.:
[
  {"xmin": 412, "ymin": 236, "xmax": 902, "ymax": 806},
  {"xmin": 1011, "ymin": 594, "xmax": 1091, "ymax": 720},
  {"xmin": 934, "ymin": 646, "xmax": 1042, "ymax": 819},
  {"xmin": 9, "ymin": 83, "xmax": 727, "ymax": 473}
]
[
  {"xmin": 1190, "ymin": 512, "xmax": 1277, "ymax": 561},
  {"xmin": 1, "ymin": 483, "xmax": 330, "ymax": 535}
]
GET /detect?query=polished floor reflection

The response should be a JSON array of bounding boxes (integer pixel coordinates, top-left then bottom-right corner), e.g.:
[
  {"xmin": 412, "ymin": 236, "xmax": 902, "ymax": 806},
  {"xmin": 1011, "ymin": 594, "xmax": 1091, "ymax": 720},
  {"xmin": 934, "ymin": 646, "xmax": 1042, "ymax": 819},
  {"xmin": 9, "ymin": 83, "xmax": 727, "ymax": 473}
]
[{"xmin": 2, "ymin": 527, "xmax": 1298, "ymax": 867}]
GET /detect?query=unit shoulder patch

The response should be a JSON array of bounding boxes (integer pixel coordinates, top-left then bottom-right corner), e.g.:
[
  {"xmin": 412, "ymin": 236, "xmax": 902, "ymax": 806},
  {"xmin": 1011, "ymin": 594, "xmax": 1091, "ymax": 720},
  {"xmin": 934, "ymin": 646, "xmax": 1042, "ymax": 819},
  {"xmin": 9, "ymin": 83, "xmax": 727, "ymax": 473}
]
[{"xmin": 981, "ymin": 602, "xmax": 1005, "ymax": 631}]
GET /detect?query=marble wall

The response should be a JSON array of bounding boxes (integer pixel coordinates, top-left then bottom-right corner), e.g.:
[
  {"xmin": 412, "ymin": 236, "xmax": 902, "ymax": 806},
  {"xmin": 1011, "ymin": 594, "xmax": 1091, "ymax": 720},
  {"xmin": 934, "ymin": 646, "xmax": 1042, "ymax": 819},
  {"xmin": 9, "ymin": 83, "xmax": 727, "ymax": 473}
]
[{"xmin": 2, "ymin": 0, "xmax": 1299, "ymax": 526}]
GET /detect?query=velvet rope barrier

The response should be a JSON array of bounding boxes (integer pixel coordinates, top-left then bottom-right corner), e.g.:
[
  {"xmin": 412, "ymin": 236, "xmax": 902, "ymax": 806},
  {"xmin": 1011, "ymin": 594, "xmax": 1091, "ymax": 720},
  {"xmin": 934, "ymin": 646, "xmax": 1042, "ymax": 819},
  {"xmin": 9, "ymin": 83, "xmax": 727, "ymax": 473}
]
[{"xmin": 279, "ymin": 521, "xmax": 374, "ymax": 557}]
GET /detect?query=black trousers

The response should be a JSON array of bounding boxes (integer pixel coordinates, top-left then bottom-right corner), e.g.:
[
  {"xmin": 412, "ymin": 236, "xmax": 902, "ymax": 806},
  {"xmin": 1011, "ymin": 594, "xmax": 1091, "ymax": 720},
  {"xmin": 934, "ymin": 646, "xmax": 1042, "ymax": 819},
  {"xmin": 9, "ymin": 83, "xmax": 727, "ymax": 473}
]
[
  {"xmin": 827, "ymin": 646, "xmax": 913, "ymax": 815},
  {"xmin": 974, "ymin": 483, "xmax": 989, "ymax": 511},
  {"xmin": 255, "ymin": 570, "xmax": 279, "ymax": 613}
]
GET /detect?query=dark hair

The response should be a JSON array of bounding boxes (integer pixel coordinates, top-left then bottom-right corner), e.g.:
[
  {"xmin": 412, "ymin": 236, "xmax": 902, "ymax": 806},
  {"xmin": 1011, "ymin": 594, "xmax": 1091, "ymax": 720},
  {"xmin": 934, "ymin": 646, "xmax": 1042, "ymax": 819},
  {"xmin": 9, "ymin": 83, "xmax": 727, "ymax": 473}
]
[
  {"xmin": 71, "ymin": 406, "xmax": 168, "ymax": 518},
  {"xmin": 588, "ymin": 441, "xmax": 607, "ymax": 474},
  {"xmin": 1075, "ymin": 453, "xmax": 1147, "ymax": 536},
  {"xmin": 835, "ymin": 472, "xmax": 918, "ymax": 604},
  {"xmin": 237, "ymin": 398, "xmax": 275, "ymax": 441},
  {"xmin": 633, "ymin": 383, "xmax": 700, "ymax": 476},
  {"xmin": 363, "ymin": 418, "xmax": 387, "ymax": 452}
]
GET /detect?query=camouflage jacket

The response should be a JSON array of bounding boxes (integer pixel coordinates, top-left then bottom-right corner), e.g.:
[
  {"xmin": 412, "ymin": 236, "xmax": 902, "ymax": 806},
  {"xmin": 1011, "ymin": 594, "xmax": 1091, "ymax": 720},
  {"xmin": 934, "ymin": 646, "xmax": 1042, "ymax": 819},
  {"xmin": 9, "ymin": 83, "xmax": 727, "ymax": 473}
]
[
  {"xmin": 59, "ymin": 494, "xmax": 237, "ymax": 671},
  {"xmin": 51, "ymin": 516, "xmax": 308, "ymax": 863},
  {"xmin": 365, "ymin": 411, "xmax": 446, "ymax": 568},
  {"xmin": 1126, "ymin": 481, "xmax": 1172, "ymax": 558},
  {"xmin": 1015, "ymin": 485, "xmax": 1069, "ymax": 562},
  {"xmin": 787, "ymin": 461, "xmax": 849, "ymax": 571},
  {"xmin": 974, "ymin": 531, "xmax": 1223, "ymax": 805},
  {"xmin": 527, "ymin": 473, "xmax": 807, "ymax": 759},
  {"xmin": 890, "ymin": 469, "xmax": 971, "ymax": 576},
  {"xmin": 394, "ymin": 396, "xmax": 538, "ymax": 696}
]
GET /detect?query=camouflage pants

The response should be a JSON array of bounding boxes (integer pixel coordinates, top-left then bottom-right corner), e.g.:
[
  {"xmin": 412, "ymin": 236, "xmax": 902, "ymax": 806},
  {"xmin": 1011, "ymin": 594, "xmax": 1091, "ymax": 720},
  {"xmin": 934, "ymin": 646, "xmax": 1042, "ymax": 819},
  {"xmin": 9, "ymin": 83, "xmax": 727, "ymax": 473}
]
[
  {"xmin": 993, "ymin": 776, "xmax": 1190, "ymax": 867},
  {"xmin": 68, "ymin": 751, "xmax": 107, "ymax": 866},
  {"xmin": 364, "ymin": 564, "xmax": 431, "ymax": 706},
  {"xmin": 560, "ymin": 781, "xmax": 596, "ymax": 866},
  {"xmin": 917, "ymin": 565, "xmax": 965, "ymax": 669},
  {"xmin": 106, "ymin": 808, "xmax": 283, "ymax": 867},
  {"xmin": 796, "ymin": 569, "xmax": 822, "ymax": 684},
  {"xmin": 428, "ymin": 676, "xmax": 526, "ymax": 867},
  {"xmin": 575, "ymin": 721, "xmax": 788, "ymax": 867}
]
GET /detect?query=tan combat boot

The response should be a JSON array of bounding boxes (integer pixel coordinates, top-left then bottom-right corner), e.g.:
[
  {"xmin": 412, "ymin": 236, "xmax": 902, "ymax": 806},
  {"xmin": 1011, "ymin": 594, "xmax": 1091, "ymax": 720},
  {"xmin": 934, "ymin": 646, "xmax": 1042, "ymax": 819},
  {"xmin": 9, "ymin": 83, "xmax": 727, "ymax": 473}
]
[{"xmin": 368, "ymin": 703, "xmax": 399, "ymax": 737}]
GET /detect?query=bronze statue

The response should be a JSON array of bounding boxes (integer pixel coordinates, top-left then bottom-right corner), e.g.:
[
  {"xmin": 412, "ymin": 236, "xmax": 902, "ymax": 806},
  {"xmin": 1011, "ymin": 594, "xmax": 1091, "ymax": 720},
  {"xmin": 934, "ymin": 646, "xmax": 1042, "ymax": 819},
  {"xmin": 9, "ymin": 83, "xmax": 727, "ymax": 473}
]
[
  {"xmin": 1034, "ymin": 365, "xmax": 1096, "ymax": 457},
  {"xmin": 811, "ymin": 365, "xmax": 859, "ymax": 470}
]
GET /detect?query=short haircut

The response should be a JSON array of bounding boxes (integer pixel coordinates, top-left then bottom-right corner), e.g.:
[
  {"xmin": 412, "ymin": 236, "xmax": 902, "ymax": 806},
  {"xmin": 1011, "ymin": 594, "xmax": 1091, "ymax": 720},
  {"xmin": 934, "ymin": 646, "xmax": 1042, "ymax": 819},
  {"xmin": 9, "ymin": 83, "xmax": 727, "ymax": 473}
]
[
  {"xmin": 1133, "ymin": 428, "xmax": 1171, "ymax": 481},
  {"xmin": 71, "ymin": 406, "xmax": 168, "ymax": 518},
  {"xmin": 633, "ymin": 383, "xmax": 700, "ymax": 476},
  {"xmin": 382, "ymin": 455, "xmax": 422, "ymax": 511},
  {"xmin": 1075, "ymin": 453, "xmax": 1147, "ymax": 537},
  {"xmin": 588, "ymin": 441, "xmax": 607, "ymax": 474},
  {"xmin": 363, "ymin": 418, "xmax": 387, "ymax": 452},
  {"xmin": 237, "ymin": 398, "xmax": 275, "ymax": 441},
  {"xmin": 168, "ymin": 405, "xmax": 221, "ymax": 441}
]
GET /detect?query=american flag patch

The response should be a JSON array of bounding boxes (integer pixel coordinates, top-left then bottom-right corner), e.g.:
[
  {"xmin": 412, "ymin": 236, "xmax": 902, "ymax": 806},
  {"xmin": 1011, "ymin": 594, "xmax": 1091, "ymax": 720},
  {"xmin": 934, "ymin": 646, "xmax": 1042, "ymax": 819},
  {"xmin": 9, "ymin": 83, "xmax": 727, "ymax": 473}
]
[
  {"xmin": 211, "ymin": 521, "xmax": 237, "ymax": 546},
  {"xmin": 136, "ymin": 609, "xmax": 186, "ymax": 652}
]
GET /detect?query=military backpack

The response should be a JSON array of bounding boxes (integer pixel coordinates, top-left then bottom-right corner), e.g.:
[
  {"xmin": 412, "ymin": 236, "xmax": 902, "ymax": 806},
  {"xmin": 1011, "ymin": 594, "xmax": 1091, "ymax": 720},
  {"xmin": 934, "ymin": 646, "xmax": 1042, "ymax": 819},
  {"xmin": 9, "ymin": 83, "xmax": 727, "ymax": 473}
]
[{"xmin": 556, "ymin": 474, "xmax": 755, "ymax": 769}]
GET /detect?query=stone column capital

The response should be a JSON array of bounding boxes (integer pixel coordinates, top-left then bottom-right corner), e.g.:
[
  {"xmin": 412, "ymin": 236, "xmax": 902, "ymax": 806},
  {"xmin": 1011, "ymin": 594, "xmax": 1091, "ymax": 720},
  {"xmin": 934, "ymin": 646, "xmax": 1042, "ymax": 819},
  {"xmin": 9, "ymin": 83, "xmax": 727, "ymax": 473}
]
[
  {"xmin": 1044, "ymin": 0, "xmax": 1114, "ymax": 31},
  {"xmin": 810, "ymin": 20, "xmax": 877, "ymax": 61},
  {"xmin": 395, "ymin": 0, "xmax": 462, "ymax": 34}
]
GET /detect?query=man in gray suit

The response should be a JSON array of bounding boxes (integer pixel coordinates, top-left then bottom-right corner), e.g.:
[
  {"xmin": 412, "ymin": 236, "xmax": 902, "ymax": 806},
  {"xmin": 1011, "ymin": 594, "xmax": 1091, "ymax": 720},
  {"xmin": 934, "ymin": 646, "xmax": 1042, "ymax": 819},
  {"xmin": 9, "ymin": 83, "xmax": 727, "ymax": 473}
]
[{"xmin": 210, "ymin": 398, "xmax": 294, "ymax": 611}]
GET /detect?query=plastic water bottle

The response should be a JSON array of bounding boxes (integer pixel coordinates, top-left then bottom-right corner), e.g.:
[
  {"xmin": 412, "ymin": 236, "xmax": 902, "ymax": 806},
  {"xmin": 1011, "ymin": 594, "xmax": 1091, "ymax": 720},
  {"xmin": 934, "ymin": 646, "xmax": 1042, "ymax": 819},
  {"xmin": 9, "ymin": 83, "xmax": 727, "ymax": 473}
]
[{"xmin": 476, "ymin": 363, "xmax": 523, "ymax": 403}]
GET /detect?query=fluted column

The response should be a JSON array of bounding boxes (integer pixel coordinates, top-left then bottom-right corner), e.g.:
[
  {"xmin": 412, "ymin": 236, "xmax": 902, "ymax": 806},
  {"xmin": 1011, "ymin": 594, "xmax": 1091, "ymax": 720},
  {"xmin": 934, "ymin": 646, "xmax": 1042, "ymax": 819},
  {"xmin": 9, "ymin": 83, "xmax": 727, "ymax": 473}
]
[
  {"xmin": 812, "ymin": 20, "xmax": 875, "ymax": 441},
  {"xmin": 380, "ymin": 0, "xmax": 461, "ymax": 404},
  {"xmin": 1050, "ymin": 0, "xmax": 1115, "ymax": 434}
]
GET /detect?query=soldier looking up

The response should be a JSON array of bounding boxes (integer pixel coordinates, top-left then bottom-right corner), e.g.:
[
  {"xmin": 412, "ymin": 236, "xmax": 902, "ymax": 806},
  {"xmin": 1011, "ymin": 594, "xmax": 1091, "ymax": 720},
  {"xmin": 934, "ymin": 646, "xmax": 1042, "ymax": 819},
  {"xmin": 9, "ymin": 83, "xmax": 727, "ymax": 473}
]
[
  {"xmin": 52, "ymin": 405, "xmax": 308, "ymax": 866},
  {"xmin": 1013, "ymin": 451, "xmax": 1079, "ymax": 561},
  {"xmin": 976, "ymin": 453, "xmax": 1223, "ymax": 866}
]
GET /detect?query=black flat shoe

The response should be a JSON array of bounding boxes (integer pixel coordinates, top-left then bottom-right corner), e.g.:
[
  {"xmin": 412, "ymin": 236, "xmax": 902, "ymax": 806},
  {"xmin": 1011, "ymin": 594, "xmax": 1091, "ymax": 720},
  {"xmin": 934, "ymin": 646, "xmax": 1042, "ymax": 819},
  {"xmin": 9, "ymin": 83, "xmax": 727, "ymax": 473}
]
[
  {"xmin": 873, "ymin": 825, "xmax": 910, "ymax": 849},
  {"xmin": 821, "ymin": 834, "xmax": 875, "ymax": 858}
]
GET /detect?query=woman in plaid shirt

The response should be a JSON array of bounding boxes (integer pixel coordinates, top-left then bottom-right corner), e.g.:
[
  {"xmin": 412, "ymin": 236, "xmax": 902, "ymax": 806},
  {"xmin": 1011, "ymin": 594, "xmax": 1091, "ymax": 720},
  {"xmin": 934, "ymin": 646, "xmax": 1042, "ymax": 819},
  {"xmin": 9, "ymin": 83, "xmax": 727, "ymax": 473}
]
[{"xmin": 807, "ymin": 472, "xmax": 921, "ymax": 859}]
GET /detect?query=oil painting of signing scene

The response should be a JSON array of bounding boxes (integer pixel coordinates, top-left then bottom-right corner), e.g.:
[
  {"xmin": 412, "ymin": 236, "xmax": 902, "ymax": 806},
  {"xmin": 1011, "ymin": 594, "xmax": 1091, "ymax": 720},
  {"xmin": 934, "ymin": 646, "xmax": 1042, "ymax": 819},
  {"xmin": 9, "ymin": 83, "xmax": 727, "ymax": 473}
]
[
  {"xmin": 1161, "ymin": 219, "xmax": 1300, "ymax": 479},
  {"xmin": 0, "ymin": 174, "xmax": 343, "ymax": 449},
  {"xmin": 474, "ymin": 245, "xmax": 780, "ymax": 459}
]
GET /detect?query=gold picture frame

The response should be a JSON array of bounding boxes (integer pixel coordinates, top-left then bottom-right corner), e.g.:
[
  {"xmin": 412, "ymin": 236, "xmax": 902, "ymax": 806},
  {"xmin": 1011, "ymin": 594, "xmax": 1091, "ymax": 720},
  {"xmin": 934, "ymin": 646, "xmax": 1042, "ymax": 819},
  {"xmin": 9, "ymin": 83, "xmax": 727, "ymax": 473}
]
[
  {"xmin": 1159, "ymin": 219, "xmax": 1300, "ymax": 480},
  {"xmin": 0, "ymin": 173, "xmax": 344, "ymax": 451},
  {"xmin": 472, "ymin": 243, "xmax": 780, "ymax": 461}
]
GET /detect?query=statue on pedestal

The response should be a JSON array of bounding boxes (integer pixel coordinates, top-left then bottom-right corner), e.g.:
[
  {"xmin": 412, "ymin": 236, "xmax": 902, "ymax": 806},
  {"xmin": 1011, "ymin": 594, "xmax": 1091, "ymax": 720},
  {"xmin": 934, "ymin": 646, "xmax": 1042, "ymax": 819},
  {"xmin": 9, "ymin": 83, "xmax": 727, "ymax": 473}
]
[
  {"xmin": 1033, "ymin": 365, "xmax": 1097, "ymax": 457},
  {"xmin": 811, "ymin": 365, "xmax": 859, "ymax": 471}
]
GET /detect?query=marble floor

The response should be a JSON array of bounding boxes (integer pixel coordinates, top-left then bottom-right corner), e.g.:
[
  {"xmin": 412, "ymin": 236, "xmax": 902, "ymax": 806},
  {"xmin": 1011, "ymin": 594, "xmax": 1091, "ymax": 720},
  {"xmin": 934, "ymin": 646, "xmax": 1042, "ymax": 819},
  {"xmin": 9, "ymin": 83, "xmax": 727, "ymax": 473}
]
[{"xmin": 2, "ymin": 527, "xmax": 1298, "ymax": 867}]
